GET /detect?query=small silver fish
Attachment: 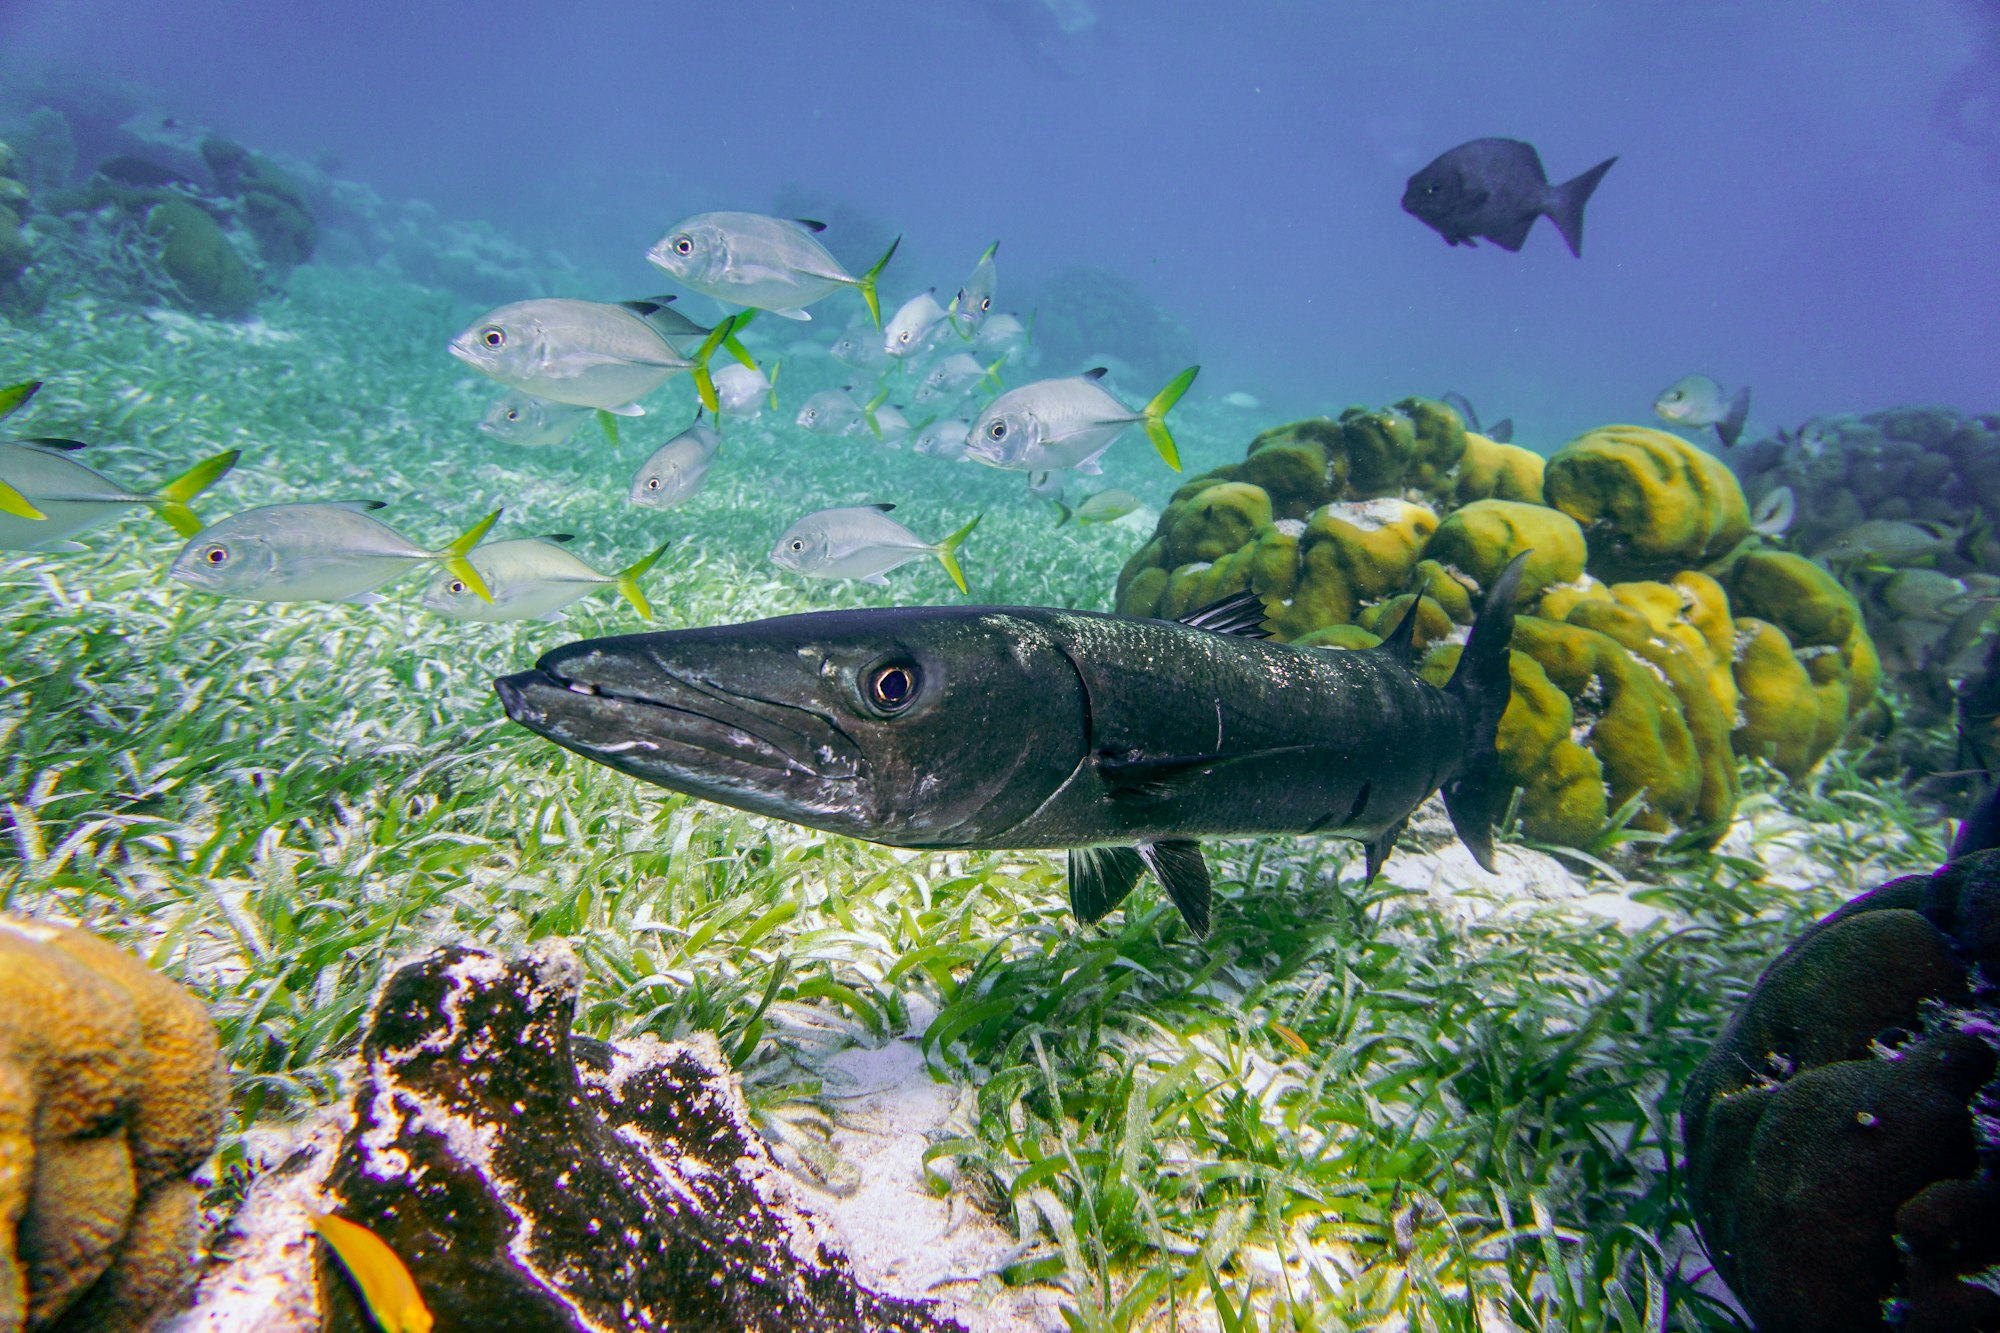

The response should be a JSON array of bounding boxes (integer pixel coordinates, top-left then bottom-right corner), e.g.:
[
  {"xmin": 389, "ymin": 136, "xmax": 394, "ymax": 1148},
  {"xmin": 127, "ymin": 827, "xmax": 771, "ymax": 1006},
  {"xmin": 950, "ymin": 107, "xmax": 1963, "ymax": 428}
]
[
  {"xmin": 949, "ymin": 241, "xmax": 999, "ymax": 337},
  {"xmin": 449, "ymin": 299, "xmax": 735, "ymax": 414},
  {"xmin": 796, "ymin": 389, "xmax": 867, "ymax": 436},
  {"xmin": 1750, "ymin": 485, "xmax": 1795, "ymax": 537},
  {"xmin": 1054, "ymin": 488, "xmax": 1143, "ymax": 526},
  {"xmin": 1879, "ymin": 568, "xmax": 1978, "ymax": 623},
  {"xmin": 770, "ymin": 503, "xmax": 980, "ymax": 594},
  {"xmin": 912, "ymin": 419, "xmax": 971, "ymax": 460},
  {"xmin": 0, "ymin": 438, "xmax": 237, "ymax": 550},
  {"xmin": 479, "ymin": 391, "xmax": 593, "ymax": 446},
  {"xmin": 1815, "ymin": 519, "xmax": 1971, "ymax": 568},
  {"xmin": 913, "ymin": 353, "xmax": 1006, "ymax": 406},
  {"xmin": 1655, "ymin": 374, "xmax": 1751, "ymax": 448},
  {"xmin": 647, "ymin": 212, "xmax": 900, "ymax": 325},
  {"xmin": 963, "ymin": 366, "xmax": 1197, "ymax": 474},
  {"xmin": 170, "ymin": 503, "xmax": 499, "ymax": 603},
  {"xmin": 629, "ymin": 417, "xmax": 723, "ymax": 509},
  {"xmin": 712, "ymin": 362, "xmax": 779, "ymax": 419},
  {"xmin": 830, "ymin": 324, "xmax": 893, "ymax": 372},
  {"xmin": 883, "ymin": 290, "xmax": 949, "ymax": 360},
  {"xmin": 975, "ymin": 313, "xmax": 1031, "ymax": 363},
  {"xmin": 421, "ymin": 536, "xmax": 666, "ymax": 622},
  {"xmin": 867, "ymin": 397, "xmax": 914, "ymax": 447},
  {"xmin": 1439, "ymin": 391, "xmax": 1513, "ymax": 442}
]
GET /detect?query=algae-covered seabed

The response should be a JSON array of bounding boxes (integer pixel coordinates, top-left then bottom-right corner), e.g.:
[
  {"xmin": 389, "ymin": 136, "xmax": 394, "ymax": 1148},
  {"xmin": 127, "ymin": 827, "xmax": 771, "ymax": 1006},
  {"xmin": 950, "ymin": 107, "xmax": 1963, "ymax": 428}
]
[{"xmin": 0, "ymin": 270, "xmax": 1949, "ymax": 1331}]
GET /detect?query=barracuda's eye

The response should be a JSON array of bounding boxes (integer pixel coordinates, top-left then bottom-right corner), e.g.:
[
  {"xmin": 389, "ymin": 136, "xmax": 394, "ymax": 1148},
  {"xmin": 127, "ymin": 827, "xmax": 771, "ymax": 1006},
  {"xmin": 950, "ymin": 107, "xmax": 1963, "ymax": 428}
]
[
  {"xmin": 866, "ymin": 662, "xmax": 920, "ymax": 713},
  {"xmin": 482, "ymin": 327, "xmax": 505, "ymax": 348}
]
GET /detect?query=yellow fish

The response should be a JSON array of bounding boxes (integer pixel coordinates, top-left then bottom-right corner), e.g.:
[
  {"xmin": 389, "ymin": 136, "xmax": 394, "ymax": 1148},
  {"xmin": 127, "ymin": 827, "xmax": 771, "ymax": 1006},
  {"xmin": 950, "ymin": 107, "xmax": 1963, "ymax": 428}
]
[{"xmin": 310, "ymin": 1211, "xmax": 434, "ymax": 1333}]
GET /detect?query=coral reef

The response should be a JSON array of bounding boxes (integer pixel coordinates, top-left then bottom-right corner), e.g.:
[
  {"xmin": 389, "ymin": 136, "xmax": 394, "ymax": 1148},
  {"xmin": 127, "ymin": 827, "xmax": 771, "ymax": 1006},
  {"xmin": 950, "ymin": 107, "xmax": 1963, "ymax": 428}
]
[
  {"xmin": 144, "ymin": 198, "xmax": 258, "ymax": 318},
  {"xmin": 187, "ymin": 942, "xmax": 962, "ymax": 1332},
  {"xmin": 1681, "ymin": 851, "xmax": 2000, "ymax": 1332},
  {"xmin": 1113, "ymin": 405, "xmax": 1879, "ymax": 845},
  {"xmin": 0, "ymin": 914, "xmax": 225, "ymax": 1333},
  {"xmin": 0, "ymin": 141, "xmax": 42, "ymax": 315}
]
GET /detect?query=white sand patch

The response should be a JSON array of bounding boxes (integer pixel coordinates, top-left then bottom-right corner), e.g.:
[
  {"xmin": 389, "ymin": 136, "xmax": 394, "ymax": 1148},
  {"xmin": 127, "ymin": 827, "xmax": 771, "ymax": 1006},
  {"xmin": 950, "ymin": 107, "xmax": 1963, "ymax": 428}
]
[{"xmin": 802, "ymin": 999, "xmax": 1070, "ymax": 1332}]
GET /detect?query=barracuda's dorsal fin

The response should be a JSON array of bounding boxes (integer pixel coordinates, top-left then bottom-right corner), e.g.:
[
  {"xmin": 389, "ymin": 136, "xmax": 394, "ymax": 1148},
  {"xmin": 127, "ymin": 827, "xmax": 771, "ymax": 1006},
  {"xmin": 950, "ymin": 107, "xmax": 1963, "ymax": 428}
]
[
  {"xmin": 1069, "ymin": 846, "xmax": 1144, "ymax": 923},
  {"xmin": 1138, "ymin": 839, "xmax": 1211, "ymax": 937},
  {"xmin": 1376, "ymin": 598, "xmax": 1421, "ymax": 663},
  {"xmin": 1178, "ymin": 590, "xmax": 1270, "ymax": 638}
]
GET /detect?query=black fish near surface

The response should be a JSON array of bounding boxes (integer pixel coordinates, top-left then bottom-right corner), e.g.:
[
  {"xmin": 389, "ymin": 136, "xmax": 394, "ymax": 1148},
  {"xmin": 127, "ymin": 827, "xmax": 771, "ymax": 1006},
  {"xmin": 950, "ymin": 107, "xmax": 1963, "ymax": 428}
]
[
  {"xmin": 1403, "ymin": 137, "xmax": 1617, "ymax": 257},
  {"xmin": 495, "ymin": 557, "xmax": 1527, "ymax": 937}
]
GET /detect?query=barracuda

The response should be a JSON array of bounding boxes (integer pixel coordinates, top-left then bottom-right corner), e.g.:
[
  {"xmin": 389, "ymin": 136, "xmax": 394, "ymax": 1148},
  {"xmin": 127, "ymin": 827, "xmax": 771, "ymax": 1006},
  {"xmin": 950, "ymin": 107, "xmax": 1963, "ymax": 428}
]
[{"xmin": 494, "ymin": 557, "xmax": 1526, "ymax": 937}]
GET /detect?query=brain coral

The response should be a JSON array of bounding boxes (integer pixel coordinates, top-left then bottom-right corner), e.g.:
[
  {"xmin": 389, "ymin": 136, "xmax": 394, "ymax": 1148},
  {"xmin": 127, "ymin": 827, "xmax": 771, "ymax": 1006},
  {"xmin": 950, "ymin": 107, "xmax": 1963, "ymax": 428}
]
[
  {"xmin": 0, "ymin": 915, "xmax": 224, "ymax": 1332},
  {"xmin": 1111, "ymin": 404, "xmax": 1880, "ymax": 847}
]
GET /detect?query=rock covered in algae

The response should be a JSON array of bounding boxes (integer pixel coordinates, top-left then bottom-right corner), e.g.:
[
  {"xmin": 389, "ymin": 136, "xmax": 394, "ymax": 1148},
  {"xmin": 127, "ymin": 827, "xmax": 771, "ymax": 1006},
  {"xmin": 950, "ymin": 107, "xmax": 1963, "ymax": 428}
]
[
  {"xmin": 1110, "ymin": 403, "xmax": 1886, "ymax": 849},
  {"xmin": 1681, "ymin": 852, "xmax": 2000, "ymax": 1333},
  {"xmin": 1542, "ymin": 424, "xmax": 1750, "ymax": 579},
  {"xmin": 194, "ymin": 941, "xmax": 961, "ymax": 1333},
  {"xmin": 144, "ymin": 199, "xmax": 258, "ymax": 319},
  {"xmin": 0, "ymin": 915, "xmax": 225, "ymax": 1333}
]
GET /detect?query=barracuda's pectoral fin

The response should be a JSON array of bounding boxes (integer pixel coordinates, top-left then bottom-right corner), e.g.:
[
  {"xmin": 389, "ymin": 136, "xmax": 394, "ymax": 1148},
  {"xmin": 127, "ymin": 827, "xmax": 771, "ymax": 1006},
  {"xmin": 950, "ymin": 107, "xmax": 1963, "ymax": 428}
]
[
  {"xmin": 1178, "ymin": 590, "xmax": 1272, "ymax": 638},
  {"xmin": 1137, "ymin": 839, "xmax": 1211, "ymax": 937},
  {"xmin": 1068, "ymin": 846, "xmax": 1145, "ymax": 924},
  {"xmin": 1363, "ymin": 815, "xmax": 1410, "ymax": 881},
  {"xmin": 1098, "ymin": 747, "xmax": 1309, "ymax": 803},
  {"xmin": 1067, "ymin": 840, "xmax": 1213, "ymax": 938}
]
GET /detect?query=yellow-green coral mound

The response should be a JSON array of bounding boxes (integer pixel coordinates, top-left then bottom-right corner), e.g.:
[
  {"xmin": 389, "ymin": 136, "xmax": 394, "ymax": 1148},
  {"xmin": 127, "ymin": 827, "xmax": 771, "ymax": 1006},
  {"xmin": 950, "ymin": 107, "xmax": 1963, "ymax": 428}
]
[
  {"xmin": 1543, "ymin": 424, "xmax": 1750, "ymax": 579},
  {"xmin": 1112, "ymin": 404, "xmax": 1883, "ymax": 849},
  {"xmin": 0, "ymin": 916, "xmax": 224, "ymax": 1332}
]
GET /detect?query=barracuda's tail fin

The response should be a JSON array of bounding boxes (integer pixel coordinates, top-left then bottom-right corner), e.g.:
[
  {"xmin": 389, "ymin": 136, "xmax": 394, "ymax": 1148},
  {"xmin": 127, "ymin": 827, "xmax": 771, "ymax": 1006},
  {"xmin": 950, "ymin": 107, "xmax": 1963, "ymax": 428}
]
[{"xmin": 1439, "ymin": 552, "xmax": 1527, "ymax": 871}]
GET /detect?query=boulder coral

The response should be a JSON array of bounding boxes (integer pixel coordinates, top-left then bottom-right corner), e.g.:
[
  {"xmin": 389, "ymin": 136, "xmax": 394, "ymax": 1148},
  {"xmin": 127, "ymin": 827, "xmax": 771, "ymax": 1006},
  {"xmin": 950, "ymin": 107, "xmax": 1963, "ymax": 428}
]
[
  {"xmin": 1112, "ymin": 404, "xmax": 1880, "ymax": 846},
  {"xmin": 1681, "ymin": 851, "xmax": 2000, "ymax": 1332},
  {"xmin": 0, "ymin": 915, "xmax": 225, "ymax": 1333},
  {"xmin": 145, "ymin": 198, "xmax": 257, "ymax": 318}
]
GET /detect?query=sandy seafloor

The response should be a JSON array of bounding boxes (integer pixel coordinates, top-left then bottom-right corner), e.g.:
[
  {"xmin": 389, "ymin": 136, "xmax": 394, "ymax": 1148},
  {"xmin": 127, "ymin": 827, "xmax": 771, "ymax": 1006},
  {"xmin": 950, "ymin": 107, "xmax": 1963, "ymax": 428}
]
[{"xmin": 1, "ymin": 265, "xmax": 1951, "ymax": 1330}]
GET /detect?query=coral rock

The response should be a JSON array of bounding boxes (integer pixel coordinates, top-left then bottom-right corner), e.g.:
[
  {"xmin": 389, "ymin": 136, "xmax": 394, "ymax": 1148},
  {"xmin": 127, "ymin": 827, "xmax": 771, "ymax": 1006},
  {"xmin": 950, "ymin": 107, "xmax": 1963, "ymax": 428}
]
[
  {"xmin": 144, "ymin": 199, "xmax": 257, "ymax": 319},
  {"xmin": 309, "ymin": 942, "xmax": 961, "ymax": 1333},
  {"xmin": 0, "ymin": 915, "xmax": 224, "ymax": 1333},
  {"xmin": 1543, "ymin": 424, "xmax": 1750, "ymax": 579}
]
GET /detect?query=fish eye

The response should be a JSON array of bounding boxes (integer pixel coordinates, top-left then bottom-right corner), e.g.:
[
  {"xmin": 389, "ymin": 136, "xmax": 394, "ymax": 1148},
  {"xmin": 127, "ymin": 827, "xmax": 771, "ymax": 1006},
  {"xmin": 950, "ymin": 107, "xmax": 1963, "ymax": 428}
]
[
  {"xmin": 804, "ymin": 410, "xmax": 817, "ymax": 421},
  {"xmin": 866, "ymin": 662, "xmax": 921, "ymax": 713},
  {"xmin": 988, "ymin": 421, "xmax": 1007, "ymax": 440},
  {"xmin": 448, "ymin": 580, "xmax": 467, "ymax": 595},
  {"xmin": 646, "ymin": 478, "xmax": 661, "ymax": 490},
  {"xmin": 203, "ymin": 545, "xmax": 229, "ymax": 564},
  {"xmin": 506, "ymin": 408, "xmax": 520, "ymax": 420},
  {"xmin": 980, "ymin": 297, "xmax": 991, "ymax": 310},
  {"xmin": 674, "ymin": 235, "xmax": 693, "ymax": 256},
  {"xmin": 481, "ymin": 327, "xmax": 505, "ymax": 348},
  {"xmin": 898, "ymin": 331, "xmax": 910, "ymax": 344}
]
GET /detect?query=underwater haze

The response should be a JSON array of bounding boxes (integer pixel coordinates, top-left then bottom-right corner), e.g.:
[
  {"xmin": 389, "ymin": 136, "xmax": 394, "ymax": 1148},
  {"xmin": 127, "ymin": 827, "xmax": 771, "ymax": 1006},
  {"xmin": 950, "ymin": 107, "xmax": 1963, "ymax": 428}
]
[{"xmin": 5, "ymin": 0, "xmax": 1998, "ymax": 438}]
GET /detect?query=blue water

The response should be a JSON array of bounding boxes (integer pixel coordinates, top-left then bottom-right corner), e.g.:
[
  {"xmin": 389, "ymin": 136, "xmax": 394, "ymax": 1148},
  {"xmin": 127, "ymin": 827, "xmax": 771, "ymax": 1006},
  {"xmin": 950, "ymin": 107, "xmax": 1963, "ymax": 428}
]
[{"xmin": 5, "ymin": 0, "xmax": 1996, "ymax": 441}]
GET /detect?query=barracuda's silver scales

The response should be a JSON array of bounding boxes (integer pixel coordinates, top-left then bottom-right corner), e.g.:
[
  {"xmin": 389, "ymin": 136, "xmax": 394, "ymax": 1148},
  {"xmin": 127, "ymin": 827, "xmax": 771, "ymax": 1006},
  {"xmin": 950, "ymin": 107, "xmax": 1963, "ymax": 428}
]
[{"xmin": 495, "ymin": 557, "xmax": 1525, "ymax": 936}]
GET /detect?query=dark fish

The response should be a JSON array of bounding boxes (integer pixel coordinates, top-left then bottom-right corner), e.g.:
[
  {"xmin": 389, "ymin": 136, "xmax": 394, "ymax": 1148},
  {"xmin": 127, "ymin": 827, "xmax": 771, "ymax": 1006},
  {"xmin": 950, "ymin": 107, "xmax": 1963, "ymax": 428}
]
[
  {"xmin": 1440, "ymin": 392, "xmax": 1514, "ymax": 443},
  {"xmin": 494, "ymin": 558, "xmax": 1526, "ymax": 937},
  {"xmin": 1403, "ymin": 138, "xmax": 1617, "ymax": 257}
]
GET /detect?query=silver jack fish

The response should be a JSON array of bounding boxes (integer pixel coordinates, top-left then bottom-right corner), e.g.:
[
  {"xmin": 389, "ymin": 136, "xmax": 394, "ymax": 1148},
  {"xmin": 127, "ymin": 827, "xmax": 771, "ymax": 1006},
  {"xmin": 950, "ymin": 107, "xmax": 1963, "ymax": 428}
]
[
  {"xmin": 770, "ymin": 503, "xmax": 979, "ymax": 593},
  {"xmin": 421, "ymin": 536, "xmax": 668, "ymax": 623},
  {"xmin": 964, "ymin": 366, "xmax": 1197, "ymax": 474},
  {"xmin": 1655, "ymin": 374, "xmax": 1751, "ymax": 448},
  {"xmin": 948, "ymin": 241, "xmax": 999, "ymax": 338},
  {"xmin": 0, "ymin": 437, "xmax": 238, "ymax": 551},
  {"xmin": 629, "ymin": 415, "xmax": 723, "ymax": 509},
  {"xmin": 449, "ymin": 299, "xmax": 739, "ymax": 416},
  {"xmin": 494, "ymin": 557, "xmax": 1526, "ymax": 937},
  {"xmin": 647, "ymin": 212, "xmax": 901, "ymax": 327},
  {"xmin": 479, "ymin": 391, "xmax": 594, "ymax": 446},
  {"xmin": 171, "ymin": 503, "xmax": 500, "ymax": 604}
]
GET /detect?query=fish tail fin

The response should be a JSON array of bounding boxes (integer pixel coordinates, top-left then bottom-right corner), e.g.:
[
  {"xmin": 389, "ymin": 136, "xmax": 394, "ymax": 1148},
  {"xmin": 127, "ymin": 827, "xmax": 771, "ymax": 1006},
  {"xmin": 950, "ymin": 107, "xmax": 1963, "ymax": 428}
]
[
  {"xmin": 613, "ymin": 540, "xmax": 671, "ymax": 621},
  {"xmin": 766, "ymin": 360, "xmax": 782, "ymax": 411},
  {"xmin": 0, "ymin": 479, "xmax": 45, "ymax": 520},
  {"xmin": 596, "ymin": 409, "xmax": 621, "ymax": 445},
  {"xmin": 151, "ymin": 449, "xmax": 241, "ymax": 537},
  {"xmin": 862, "ymin": 384, "xmax": 891, "ymax": 439},
  {"xmin": 857, "ymin": 235, "xmax": 901, "ymax": 329},
  {"xmin": 982, "ymin": 352, "xmax": 1009, "ymax": 391},
  {"xmin": 1053, "ymin": 500, "xmax": 1073, "ymax": 526},
  {"xmin": 0, "ymin": 380, "xmax": 41, "ymax": 424},
  {"xmin": 1140, "ymin": 365, "xmax": 1199, "ymax": 472},
  {"xmin": 932, "ymin": 513, "xmax": 981, "ymax": 595},
  {"xmin": 1439, "ymin": 552, "xmax": 1528, "ymax": 871},
  {"xmin": 440, "ymin": 507, "xmax": 502, "ymax": 604},
  {"xmin": 724, "ymin": 308, "xmax": 758, "ymax": 368},
  {"xmin": 688, "ymin": 315, "xmax": 738, "ymax": 414},
  {"xmin": 1023, "ymin": 308, "xmax": 1037, "ymax": 344},
  {"xmin": 1717, "ymin": 385, "xmax": 1751, "ymax": 448},
  {"xmin": 1546, "ymin": 156, "xmax": 1617, "ymax": 258}
]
